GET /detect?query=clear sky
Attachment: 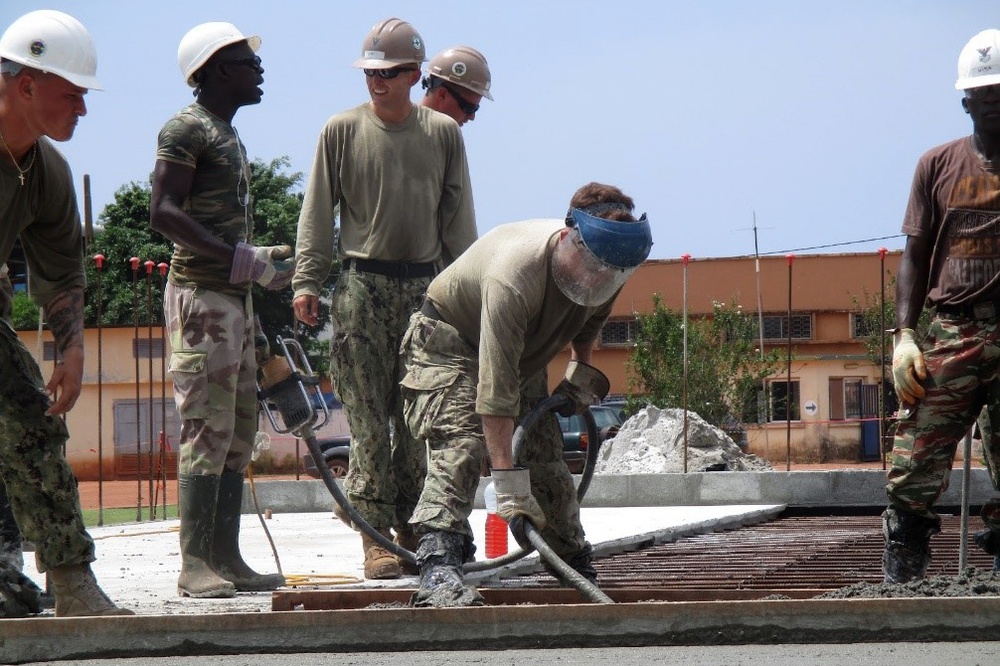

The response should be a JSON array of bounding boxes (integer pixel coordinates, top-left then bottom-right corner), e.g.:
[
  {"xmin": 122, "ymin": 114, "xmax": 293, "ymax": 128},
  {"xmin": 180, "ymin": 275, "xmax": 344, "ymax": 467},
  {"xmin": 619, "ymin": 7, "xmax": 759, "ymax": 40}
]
[{"xmin": 1, "ymin": 1, "xmax": 991, "ymax": 260}]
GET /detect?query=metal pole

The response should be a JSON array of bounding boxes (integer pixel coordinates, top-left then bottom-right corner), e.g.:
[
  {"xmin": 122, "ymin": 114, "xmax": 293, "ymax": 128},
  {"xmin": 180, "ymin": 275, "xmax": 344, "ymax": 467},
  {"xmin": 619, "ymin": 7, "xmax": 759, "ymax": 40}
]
[
  {"xmin": 130, "ymin": 256, "xmax": 142, "ymax": 522},
  {"xmin": 878, "ymin": 247, "xmax": 888, "ymax": 470},
  {"xmin": 145, "ymin": 260, "xmax": 155, "ymax": 520},
  {"xmin": 681, "ymin": 253, "xmax": 691, "ymax": 474},
  {"xmin": 158, "ymin": 262, "xmax": 169, "ymax": 518},
  {"xmin": 786, "ymin": 253, "xmax": 794, "ymax": 472},
  {"xmin": 960, "ymin": 425, "xmax": 974, "ymax": 572},
  {"xmin": 94, "ymin": 253, "xmax": 105, "ymax": 526},
  {"xmin": 752, "ymin": 214, "xmax": 770, "ymax": 461}
]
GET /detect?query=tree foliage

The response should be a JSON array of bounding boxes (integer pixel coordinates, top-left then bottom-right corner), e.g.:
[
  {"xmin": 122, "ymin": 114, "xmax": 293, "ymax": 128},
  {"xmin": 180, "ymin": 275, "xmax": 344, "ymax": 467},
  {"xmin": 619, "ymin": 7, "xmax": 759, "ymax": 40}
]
[
  {"xmin": 850, "ymin": 271, "xmax": 931, "ymax": 376},
  {"xmin": 75, "ymin": 156, "xmax": 332, "ymax": 369},
  {"xmin": 626, "ymin": 295, "xmax": 784, "ymax": 429}
]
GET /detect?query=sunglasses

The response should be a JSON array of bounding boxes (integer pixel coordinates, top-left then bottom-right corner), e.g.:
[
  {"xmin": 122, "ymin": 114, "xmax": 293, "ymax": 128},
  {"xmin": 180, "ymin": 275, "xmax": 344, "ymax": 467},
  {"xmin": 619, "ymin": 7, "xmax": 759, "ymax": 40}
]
[
  {"xmin": 222, "ymin": 55, "xmax": 263, "ymax": 73},
  {"xmin": 363, "ymin": 66, "xmax": 418, "ymax": 80},
  {"xmin": 443, "ymin": 84, "xmax": 480, "ymax": 115},
  {"xmin": 965, "ymin": 84, "xmax": 1000, "ymax": 101}
]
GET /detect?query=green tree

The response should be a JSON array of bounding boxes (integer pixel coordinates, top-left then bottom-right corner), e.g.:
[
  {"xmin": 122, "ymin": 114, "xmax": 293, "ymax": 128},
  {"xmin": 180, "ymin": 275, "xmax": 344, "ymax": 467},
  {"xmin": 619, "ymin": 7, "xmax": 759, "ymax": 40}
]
[
  {"xmin": 626, "ymin": 295, "xmax": 783, "ymax": 430},
  {"xmin": 851, "ymin": 272, "xmax": 931, "ymax": 377}
]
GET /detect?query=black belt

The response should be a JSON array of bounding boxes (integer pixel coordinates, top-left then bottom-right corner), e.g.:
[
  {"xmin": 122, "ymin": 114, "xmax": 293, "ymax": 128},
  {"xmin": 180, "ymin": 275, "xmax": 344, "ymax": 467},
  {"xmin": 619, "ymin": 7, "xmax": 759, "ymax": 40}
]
[
  {"xmin": 420, "ymin": 299, "xmax": 444, "ymax": 321},
  {"xmin": 342, "ymin": 257, "xmax": 437, "ymax": 279},
  {"xmin": 936, "ymin": 301, "xmax": 1000, "ymax": 320}
]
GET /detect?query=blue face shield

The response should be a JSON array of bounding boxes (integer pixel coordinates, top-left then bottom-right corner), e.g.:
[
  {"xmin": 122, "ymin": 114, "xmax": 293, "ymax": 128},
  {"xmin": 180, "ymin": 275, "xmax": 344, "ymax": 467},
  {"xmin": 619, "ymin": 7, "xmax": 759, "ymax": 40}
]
[{"xmin": 552, "ymin": 209, "xmax": 653, "ymax": 307}]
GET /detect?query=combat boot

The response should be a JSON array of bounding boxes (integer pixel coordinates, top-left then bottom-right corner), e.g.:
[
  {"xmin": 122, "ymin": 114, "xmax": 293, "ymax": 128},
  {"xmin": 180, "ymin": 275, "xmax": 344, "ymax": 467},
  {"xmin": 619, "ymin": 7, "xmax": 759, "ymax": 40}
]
[
  {"xmin": 362, "ymin": 529, "xmax": 401, "ymax": 579},
  {"xmin": 48, "ymin": 564, "xmax": 133, "ymax": 617},
  {"xmin": 210, "ymin": 470, "xmax": 285, "ymax": 591},
  {"xmin": 394, "ymin": 525, "xmax": 420, "ymax": 576},
  {"xmin": 975, "ymin": 498, "xmax": 1000, "ymax": 572},
  {"xmin": 177, "ymin": 474, "xmax": 236, "ymax": 598},
  {"xmin": 411, "ymin": 530, "xmax": 483, "ymax": 608},
  {"xmin": 881, "ymin": 506, "xmax": 940, "ymax": 585}
]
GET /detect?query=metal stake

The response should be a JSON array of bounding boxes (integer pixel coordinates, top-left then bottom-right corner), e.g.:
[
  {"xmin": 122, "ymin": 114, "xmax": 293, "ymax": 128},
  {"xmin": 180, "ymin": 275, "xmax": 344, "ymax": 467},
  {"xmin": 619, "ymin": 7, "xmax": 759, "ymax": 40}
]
[
  {"xmin": 94, "ymin": 253, "xmax": 105, "ymax": 526},
  {"xmin": 130, "ymin": 256, "xmax": 142, "ymax": 521}
]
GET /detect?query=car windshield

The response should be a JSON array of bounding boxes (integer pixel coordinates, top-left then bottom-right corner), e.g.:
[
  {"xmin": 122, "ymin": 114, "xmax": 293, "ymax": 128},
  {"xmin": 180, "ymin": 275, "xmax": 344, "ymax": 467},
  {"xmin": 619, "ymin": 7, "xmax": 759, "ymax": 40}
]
[{"xmin": 592, "ymin": 407, "xmax": 621, "ymax": 429}]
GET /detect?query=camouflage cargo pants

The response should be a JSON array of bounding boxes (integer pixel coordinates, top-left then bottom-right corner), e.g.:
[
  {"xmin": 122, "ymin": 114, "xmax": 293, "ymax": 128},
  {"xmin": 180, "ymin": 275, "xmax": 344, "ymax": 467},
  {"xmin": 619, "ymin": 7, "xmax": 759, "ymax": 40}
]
[
  {"xmin": 0, "ymin": 320, "xmax": 94, "ymax": 571},
  {"xmin": 401, "ymin": 312, "xmax": 588, "ymax": 559},
  {"xmin": 887, "ymin": 314, "xmax": 1000, "ymax": 522},
  {"xmin": 329, "ymin": 266, "xmax": 430, "ymax": 530},
  {"xmin": 164, "ymin": 283, "xmax": 257, "ymax": 476}
]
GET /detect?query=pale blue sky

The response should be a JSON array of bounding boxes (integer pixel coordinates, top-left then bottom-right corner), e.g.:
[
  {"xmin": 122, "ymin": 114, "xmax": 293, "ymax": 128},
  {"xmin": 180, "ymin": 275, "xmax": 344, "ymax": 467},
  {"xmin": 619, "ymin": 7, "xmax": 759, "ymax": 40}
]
[{"xmin": 1, "ymin": 1, "xmax": 990, "ymax": 259}]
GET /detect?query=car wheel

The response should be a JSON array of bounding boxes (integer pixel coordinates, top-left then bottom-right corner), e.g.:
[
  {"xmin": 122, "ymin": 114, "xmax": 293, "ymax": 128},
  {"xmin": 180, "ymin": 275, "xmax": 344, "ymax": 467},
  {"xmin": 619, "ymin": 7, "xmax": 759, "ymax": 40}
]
[{"xmin": 326, "ymin": 456, "xmax": 349, "ymax": 479}]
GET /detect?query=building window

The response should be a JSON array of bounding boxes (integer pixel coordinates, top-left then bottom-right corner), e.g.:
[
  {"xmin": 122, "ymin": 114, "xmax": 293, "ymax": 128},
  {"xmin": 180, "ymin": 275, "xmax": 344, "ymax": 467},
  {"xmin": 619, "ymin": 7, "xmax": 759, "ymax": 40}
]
[
  {"xmin": 761, "ymin": 314, "xmax": 812, "ymax": 341},
  {"xmin": 829, "ymin": 377, "xmax": 863, "ymax": 420},
  {"xmin": 600, "ymin": 318, "xmax": 638, "ymax": 347},
  {"xmin": 764, "ymin": 379, "xmax": 800, "ymax": 421},
  {"xmin": 851, "ymin": 313, "xmax": 878, "ymax": 339},
  {"xmin": 133, "ymin": 337, "xmax": 166, "ymax": 359}
]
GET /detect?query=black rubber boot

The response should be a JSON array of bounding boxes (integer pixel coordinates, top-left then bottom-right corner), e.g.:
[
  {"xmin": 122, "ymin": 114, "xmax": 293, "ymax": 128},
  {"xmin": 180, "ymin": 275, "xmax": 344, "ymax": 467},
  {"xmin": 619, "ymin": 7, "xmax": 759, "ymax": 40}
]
[
  {"xmin": 0, "ymin": 562, "xmax": 42, "ymax": 617},
  {"xmin": 975, "ymin": 498, "xmax": 1000, "ymax": 572},
  {"xmin": 211, "ymin": 470, "xmax": 284, "ymax": 591},
  {"xmin": 881, "ymin": 506, "xmax": 940, "ymax": 585},
  {"xmin": 410, "ymin": 530, "xmax": 483, "ymax": 608},
  {"xmin": 177, "ymin": 474, "xmax": 235, "ymax": 598}
]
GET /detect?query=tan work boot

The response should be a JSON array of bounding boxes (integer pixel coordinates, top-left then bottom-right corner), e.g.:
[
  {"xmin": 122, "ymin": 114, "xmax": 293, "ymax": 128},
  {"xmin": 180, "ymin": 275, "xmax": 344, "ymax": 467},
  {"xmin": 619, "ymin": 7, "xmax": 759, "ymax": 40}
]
[
  {"xmin": 394, "ymin": 526, "xmax": 420, "ymax": 576},
  {"xmin": 48, "ymin": 564, "xmax": 134, "ymax": 617},
  {"xmin": 362, "ymin": 530, "xmax": 401, "ymax": 579}
]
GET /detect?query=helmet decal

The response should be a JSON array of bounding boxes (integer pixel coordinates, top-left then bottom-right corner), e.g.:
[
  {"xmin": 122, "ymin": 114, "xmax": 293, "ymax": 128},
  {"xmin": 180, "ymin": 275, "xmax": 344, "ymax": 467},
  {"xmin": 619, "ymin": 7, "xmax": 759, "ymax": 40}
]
[
  {"xmin": 980, "ymin": 46, "xmax": 993, "ymax": 63},
  {"xmin": 29, "ymin": 40, "xmax": 45, "ymax": 57},
  {"xmin": 452, "ymin": 62, "xmax": 467, "ymax": 77},
  {"xmin": 412, "ymin": 36, "xmax": 422, "ymax": 50}
]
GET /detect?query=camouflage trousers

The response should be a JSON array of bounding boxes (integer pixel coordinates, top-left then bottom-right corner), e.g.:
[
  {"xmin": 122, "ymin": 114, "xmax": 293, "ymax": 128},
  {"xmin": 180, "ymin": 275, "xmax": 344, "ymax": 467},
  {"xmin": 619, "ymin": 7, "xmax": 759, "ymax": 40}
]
[
  {"xmin": 401, "ymin": 312, "xmax": 588, "ymax": 559},
  {"xmin": 0, "ymin": 320, "xmax": 94, "ymax": 572},
  {"xmin": 887, "ymin": 314, "xmax": 1000, "ymax": 522},
  {"xmin": 164, "ymin": 283, "xmax": 257, "ymax": 476},
  {"xmin": 329, "ymin": 266, "xmax": 430, "ymax": 530}
]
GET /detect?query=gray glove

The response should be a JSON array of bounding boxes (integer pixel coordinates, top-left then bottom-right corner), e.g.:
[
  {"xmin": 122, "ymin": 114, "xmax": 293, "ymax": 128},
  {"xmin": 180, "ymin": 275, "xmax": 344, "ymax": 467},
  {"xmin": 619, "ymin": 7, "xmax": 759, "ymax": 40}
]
[
  {"xmin": 553, "ymin": 360, "xmax": 610, "ymax": 416},
  {"xmin": 491, "ymin": 468, "xmax": 547, "ymax": 539},
  {"xmin": 230, "ymin": 242, "xmax": 295, "ymax": 290}
]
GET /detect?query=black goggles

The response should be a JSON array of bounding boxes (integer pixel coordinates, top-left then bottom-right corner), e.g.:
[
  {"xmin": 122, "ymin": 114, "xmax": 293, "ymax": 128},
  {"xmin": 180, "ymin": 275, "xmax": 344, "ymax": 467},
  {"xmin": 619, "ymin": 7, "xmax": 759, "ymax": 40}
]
[
  {"xmin": 363, "ymin": 66, "xmax": 418, "ymax": 80},
  {"xmin": 443, "ymin": 84, "xmax": 480, "ymax": 115}
]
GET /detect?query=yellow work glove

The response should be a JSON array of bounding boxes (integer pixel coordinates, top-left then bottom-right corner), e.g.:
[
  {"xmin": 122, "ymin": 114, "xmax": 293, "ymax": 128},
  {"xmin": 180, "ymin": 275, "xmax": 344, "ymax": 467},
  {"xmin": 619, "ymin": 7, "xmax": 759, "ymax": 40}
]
[{"xmin": 892, "ymin": 328, "xmax": 927, "ymax": 404}]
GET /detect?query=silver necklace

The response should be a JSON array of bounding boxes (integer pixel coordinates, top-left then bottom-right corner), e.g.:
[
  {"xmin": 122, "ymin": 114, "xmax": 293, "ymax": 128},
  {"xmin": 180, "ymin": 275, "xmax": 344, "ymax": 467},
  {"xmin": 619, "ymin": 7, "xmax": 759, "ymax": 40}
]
[{"xmin": 0, "ymin": 126, "xmax": 36, "ymax": 186}]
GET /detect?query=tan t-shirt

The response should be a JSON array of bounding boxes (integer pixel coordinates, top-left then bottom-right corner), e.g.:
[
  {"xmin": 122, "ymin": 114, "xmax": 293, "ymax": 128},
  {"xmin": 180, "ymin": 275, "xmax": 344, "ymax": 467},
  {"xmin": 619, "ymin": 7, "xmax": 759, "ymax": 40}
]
[
  {"xmin": 293, "ymin": 103, "xmax": 477, "ymax": 297},
  {"xmin": 903, "ymin": 136, "xmax": 1000, "ymax": 307},
  {"xmin": 426, "ymin": 219, "xmax": 613, "ymax": 417},
  {"xmin": 0, "ymin": 138, "xmax": 84, "ymax": 307}
]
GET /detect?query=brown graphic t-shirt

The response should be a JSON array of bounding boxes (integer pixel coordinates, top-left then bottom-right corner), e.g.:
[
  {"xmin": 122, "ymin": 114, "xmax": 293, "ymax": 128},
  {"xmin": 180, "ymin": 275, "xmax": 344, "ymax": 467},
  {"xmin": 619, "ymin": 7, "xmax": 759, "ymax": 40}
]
[{"xmin": 903, "ymin": 136, "xmax": 1000, "ymax": 307}]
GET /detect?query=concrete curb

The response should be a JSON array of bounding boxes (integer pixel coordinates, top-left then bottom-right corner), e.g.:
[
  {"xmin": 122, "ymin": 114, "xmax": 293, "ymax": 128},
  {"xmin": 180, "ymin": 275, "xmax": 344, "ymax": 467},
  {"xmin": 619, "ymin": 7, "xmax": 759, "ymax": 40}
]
[{"xmin": 241, "ymin": 469, "xmax": 998, "ymax": 514}]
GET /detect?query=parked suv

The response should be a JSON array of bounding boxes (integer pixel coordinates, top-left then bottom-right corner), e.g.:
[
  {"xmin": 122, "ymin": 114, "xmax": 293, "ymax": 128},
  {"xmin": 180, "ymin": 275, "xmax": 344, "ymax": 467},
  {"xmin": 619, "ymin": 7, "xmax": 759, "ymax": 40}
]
[{"xmin": 558, "ymin": 405, "xmax": 623, "ymax": 474}]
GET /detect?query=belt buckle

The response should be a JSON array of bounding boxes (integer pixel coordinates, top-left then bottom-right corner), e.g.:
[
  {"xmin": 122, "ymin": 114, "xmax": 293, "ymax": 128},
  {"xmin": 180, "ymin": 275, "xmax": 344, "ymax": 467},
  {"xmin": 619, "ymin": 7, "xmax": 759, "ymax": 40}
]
[{"xmin": 973, "ymin": 301, "xmax": 997, "ymax": 319}]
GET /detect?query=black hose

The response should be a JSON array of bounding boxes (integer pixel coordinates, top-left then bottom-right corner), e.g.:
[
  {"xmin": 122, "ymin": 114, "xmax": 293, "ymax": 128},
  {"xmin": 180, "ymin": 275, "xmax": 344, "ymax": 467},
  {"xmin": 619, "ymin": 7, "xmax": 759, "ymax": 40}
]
[{"xmin": 524, "ymin": 522, "xmax": 613, "ymax": 604}]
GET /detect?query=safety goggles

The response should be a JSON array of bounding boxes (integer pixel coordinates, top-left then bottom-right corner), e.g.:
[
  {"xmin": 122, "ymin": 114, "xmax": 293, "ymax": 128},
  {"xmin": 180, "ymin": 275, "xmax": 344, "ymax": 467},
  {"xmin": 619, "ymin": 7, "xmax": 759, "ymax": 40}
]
[
  {"xmin": 443, "ymin": 84, "xmax": 480, "ymax": 115},
  {"xmin": 222, "ymin": 55, "xmax": 263, "ymax": 73},
  {"xmin": 363, "ymin": 67, "xmax": 418, "ymax": 80}
]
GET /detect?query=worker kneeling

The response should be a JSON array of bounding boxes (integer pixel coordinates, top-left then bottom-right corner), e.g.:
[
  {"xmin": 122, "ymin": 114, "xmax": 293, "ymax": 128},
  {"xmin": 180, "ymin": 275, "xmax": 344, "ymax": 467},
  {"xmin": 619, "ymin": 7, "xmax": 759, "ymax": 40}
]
[{"xmin": 400, "ymin": 183, "xmax": 653, "ymax": 607}]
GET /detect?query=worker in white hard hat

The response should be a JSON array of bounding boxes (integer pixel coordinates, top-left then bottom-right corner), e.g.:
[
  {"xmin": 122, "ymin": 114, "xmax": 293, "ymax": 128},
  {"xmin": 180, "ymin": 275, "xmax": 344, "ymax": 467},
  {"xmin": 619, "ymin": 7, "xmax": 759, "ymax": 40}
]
[
  {"xmin": 883, "ymin": 28, "xmax": 1000, "ymax": 585},
  {"xmin": 420, "ymin": 46, "xmax": 492, "ymax": 126},
  {"xmin": 401, "ymin": 183, "xmax": 652, "ymax": 606},
  {"xmin": 0, "ymin": 9, "xmax": 132, "ymax": 617},
  {"xmin": 293, "ymin": 18, "xmax": 477, "ymax": 580},
  {"xmin": 150, "ymin": 21, "xmax": 289, "ymax": 599}
]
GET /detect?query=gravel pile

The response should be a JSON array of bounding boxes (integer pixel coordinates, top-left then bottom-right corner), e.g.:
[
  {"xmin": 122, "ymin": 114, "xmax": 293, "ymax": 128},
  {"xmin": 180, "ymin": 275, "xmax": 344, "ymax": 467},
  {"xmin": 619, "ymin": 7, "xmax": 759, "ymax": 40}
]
[{"xmin": 818, "ymin": 567, "xmax": 1000, "ymax": 599}]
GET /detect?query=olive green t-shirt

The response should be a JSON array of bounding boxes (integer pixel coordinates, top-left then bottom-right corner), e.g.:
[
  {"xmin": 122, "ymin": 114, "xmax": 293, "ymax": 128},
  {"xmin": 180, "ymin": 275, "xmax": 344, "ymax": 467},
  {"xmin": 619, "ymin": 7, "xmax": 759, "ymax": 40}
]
[
  {"xmin": 293, "ymin": 103, "xmax": 477, "ymax": 298},
  {"xmin": 0, "ymin": 138, "xmax": 84, "ymax": 307},
  {"xmin": 155, "ymin": 103, "xmax": 252, "ymax": 297},
  {"xmin": 425, "ymin": 219, "xmax": 614, "ymax": 417}
]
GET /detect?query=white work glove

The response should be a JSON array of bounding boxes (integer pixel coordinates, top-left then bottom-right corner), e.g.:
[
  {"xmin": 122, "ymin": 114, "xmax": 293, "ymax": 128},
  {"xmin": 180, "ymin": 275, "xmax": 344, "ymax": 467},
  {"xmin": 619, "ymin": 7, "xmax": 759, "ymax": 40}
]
[
  {"xmin": 491, "ymin": 468, "xmax": 547, "ymax": 548},
  {"xmin": 553, "ymin": 360, "xmax": 611, "ymax": 416},
  {"xmin": 230, "ymin": 242, "xmax": 295, "ymax": 290},
  {"xmin": 892, "ymin": 328, "xmax": 927, "ymax": 405}
]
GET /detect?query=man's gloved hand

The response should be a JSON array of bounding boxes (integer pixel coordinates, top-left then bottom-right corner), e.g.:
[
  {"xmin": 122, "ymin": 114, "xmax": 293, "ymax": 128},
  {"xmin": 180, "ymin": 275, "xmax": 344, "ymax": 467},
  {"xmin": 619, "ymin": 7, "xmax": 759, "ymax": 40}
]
[
  {"xmin": 552, "ymin": 360, "xmax": 611, "ymax": 417},
  {"xmin": 491, "ymin": 468, "xmax": 546, "ymax": 548},
  {"xmin": 892, "ymin": 328, "xmax": 927, "ymax": 404},
  {"xmin": 230, "ymin": 242, "xmax": 295, "ymax": 290}
]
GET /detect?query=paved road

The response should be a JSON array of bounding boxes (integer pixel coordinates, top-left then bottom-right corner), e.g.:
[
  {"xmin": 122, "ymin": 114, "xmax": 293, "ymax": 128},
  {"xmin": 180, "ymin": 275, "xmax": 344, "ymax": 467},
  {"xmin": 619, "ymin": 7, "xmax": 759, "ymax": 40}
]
[{"xmin": 29, "ymin": 642, "xmax": 1000, "ymax": 665}]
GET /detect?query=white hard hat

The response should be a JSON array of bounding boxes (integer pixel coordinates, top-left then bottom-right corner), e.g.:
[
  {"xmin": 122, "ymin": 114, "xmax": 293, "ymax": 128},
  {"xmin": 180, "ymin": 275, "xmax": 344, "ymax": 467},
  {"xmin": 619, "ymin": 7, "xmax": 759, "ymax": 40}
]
[
  {"xmin": 0, "ymin": 10, "xmax": 102, "ymax": 90},
  {"xmin": 956, "ymin": 29, "xmax": 1000, "ymax": 90},
  {"xmin": 178, "ymin": 22, "xmax": 261, "ymax": 88}
]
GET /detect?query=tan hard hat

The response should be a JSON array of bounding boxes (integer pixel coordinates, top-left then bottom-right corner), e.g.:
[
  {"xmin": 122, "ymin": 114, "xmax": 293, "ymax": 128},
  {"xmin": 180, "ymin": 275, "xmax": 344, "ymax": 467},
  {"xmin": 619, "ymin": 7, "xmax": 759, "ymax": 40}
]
[
  {"xmin": 427, "ymin": 45, "xmax": 492, "ymax": 100},
  {"xmin": 352, "ymin": 18, "xmax": 426, "ymax": 69}
]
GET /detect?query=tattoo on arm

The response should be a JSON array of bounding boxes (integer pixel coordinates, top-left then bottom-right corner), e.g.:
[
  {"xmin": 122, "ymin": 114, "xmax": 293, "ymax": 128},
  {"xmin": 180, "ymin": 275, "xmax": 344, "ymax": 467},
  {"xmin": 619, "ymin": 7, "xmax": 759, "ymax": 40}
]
[{"xmin": 45, "ymin": 287, "xmax": 85, "ymax": 356}]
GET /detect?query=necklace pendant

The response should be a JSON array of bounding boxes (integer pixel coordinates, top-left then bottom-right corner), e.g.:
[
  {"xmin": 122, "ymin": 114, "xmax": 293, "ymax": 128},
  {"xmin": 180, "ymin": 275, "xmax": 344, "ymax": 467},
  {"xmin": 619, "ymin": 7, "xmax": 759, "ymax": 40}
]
[{"xmin": 17, "ymin": 172, "xmax": 24, "ymax": 186}]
